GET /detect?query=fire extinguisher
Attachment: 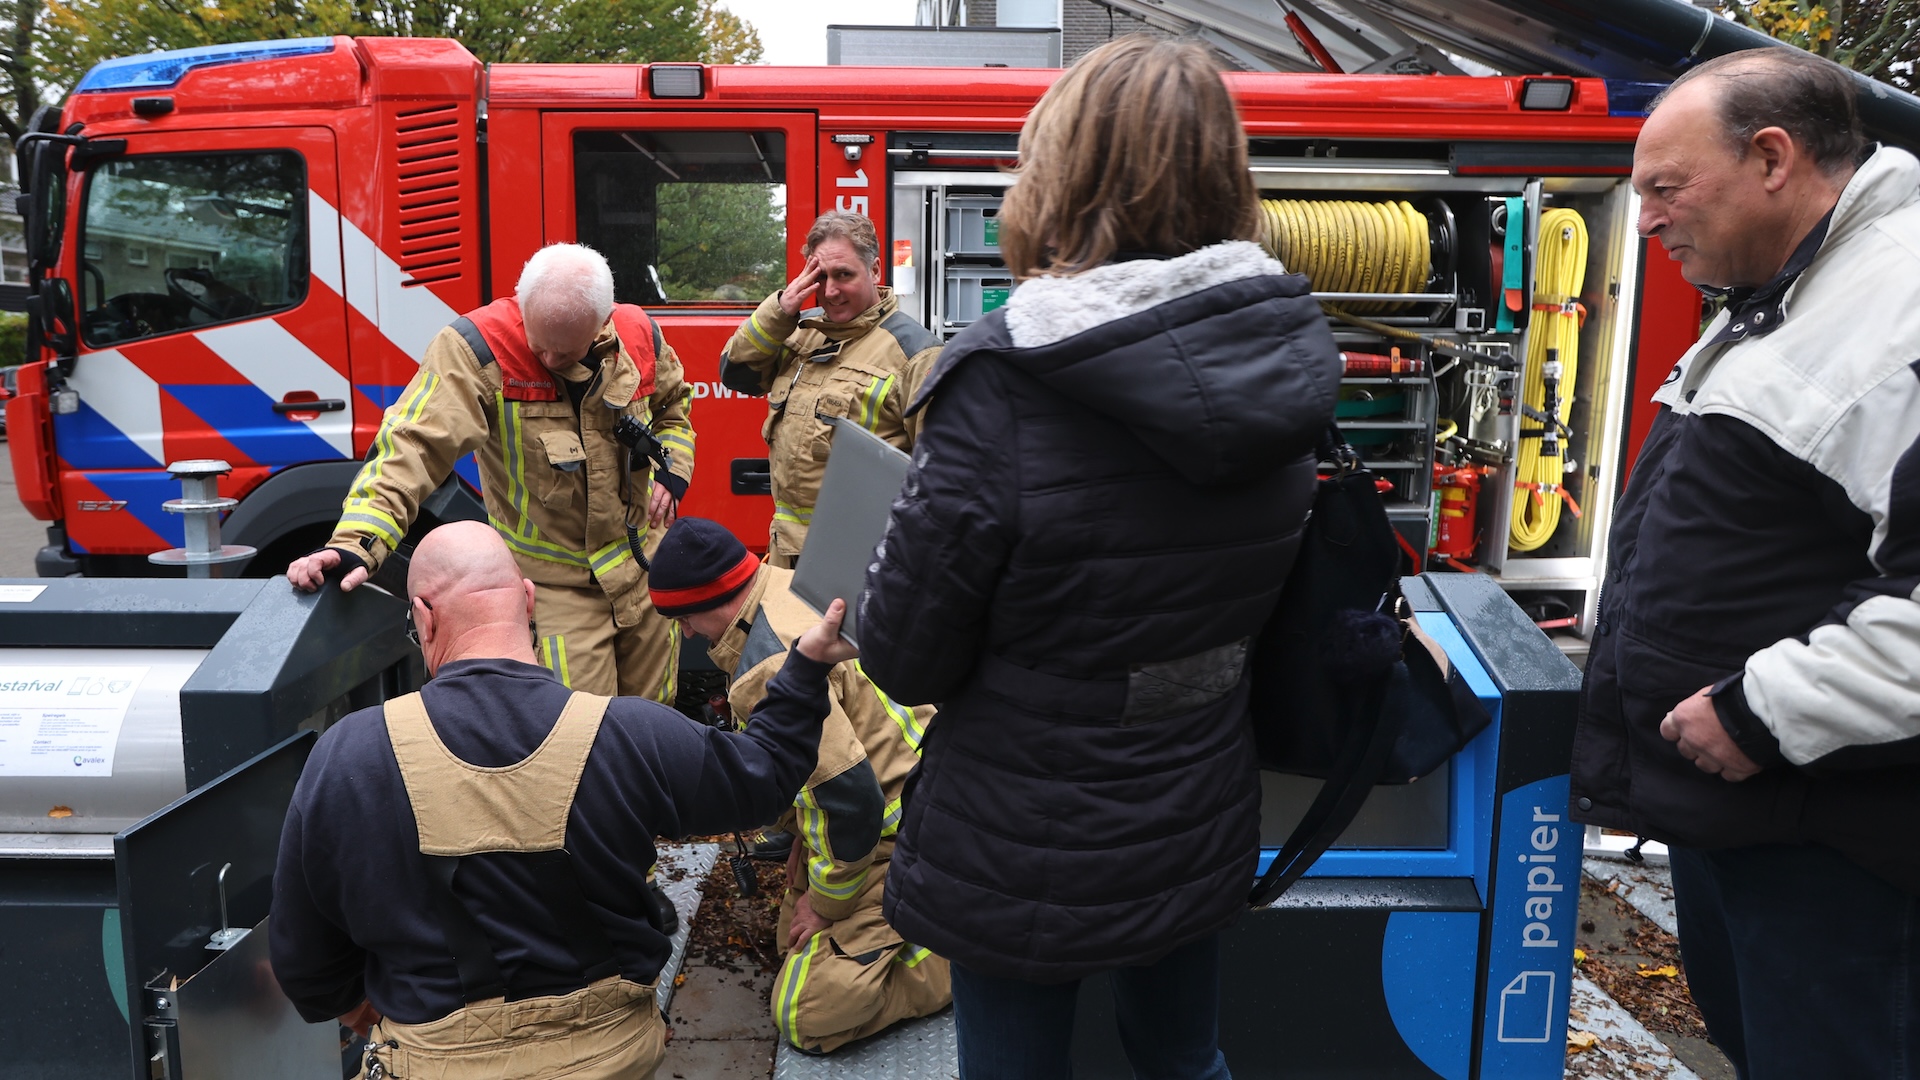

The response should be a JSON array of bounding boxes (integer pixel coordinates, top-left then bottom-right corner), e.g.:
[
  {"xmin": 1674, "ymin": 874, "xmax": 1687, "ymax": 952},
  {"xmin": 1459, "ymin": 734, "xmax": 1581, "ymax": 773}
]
[{"xmin": 1431, "ymin": 461, "xmax": 1486, "ymax": 571}]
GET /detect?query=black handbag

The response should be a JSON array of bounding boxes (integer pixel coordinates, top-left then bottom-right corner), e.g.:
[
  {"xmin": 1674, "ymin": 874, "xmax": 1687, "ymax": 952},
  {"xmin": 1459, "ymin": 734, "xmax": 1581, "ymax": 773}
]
[{"xmin": 1246, "ymin": 424, "xmax": 1488, "ymax": 907}]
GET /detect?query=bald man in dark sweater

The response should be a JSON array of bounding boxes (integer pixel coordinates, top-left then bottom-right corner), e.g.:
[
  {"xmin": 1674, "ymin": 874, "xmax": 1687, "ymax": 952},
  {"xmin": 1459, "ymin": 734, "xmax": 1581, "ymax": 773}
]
[{"xmin": 270, "ymin": 521, "xmax": 854, "ymax": 1079}]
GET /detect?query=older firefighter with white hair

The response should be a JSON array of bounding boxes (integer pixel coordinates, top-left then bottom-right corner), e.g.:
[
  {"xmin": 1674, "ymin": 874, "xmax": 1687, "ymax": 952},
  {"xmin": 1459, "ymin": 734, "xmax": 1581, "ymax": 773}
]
[{"xmin": 290, "ymin": 243, "xmax": 697, "ymax": 705}]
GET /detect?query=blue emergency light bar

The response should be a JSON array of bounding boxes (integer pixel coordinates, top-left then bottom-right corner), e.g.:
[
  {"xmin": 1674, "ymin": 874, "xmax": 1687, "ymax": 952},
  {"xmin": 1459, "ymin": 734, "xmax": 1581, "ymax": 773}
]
[
  {"xmin": 74, "ymin": 38, "xmax": 335, "ymax": 93},
  {"xmin": 1605, "ymin": 80, "xmax": 1670, "ymax": 118}
]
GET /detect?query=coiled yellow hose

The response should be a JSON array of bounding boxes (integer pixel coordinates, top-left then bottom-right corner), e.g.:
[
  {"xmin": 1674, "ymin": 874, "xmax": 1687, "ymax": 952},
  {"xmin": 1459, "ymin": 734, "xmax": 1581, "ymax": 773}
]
[
  {"xmin": 1508, "ymin": 207, "xmax": 1589, "ymax": 553},
  {"xmin": 1258, "ymin": 199, "xmax": 1430, "ymax": 313}
]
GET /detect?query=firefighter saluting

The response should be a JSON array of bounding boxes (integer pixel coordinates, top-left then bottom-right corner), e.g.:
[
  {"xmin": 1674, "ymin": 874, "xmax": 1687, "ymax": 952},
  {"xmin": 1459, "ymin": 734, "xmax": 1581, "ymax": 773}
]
[
  {"xmin": 719, "ymin": 211, "xmax": 941, "ymax": 567},
  {"xmin": 289, "ymin": 244, "xmax": 696, "ymax": 702}
]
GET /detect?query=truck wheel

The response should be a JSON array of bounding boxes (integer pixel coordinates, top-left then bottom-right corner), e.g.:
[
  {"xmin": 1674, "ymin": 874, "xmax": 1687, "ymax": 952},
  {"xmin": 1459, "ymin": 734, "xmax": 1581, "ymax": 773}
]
[{"xmin": 242, "ymin": 524, "xmax": 335, "ymax": 579}]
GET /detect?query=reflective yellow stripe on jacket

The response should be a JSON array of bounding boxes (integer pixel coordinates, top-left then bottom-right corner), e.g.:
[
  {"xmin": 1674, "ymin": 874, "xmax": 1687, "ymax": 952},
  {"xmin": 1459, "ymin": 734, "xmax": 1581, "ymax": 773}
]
[
  {"xmin": 490, "ymin": 393, "xmax": 646, "ymax": 572},
  {"xmin": 857, "ymin": 660, "xmax": 925, "ymax": 754},
  {"xmin": 590, "ymin": 537, "xmax": 635, "ymax": 576},
  {"xmin": 495, "ymin": 393, "xmax": 537, "ymax": 539},
  {"xmin": 743, "ymin": 312, "xmax": 787, "ymax": 357},
  {"xmin": 659, "ymin": 429, "xmax": 696, "ymax": 459},
  {"xmin": 858, "ymin": 374, "xmax": 896, "ymax": 433},
  {"xmin": 341, "ymin": 374, "xmax": 440, "ymax": 547},
  {"xmin": 795, "ymin": 785, "xmax": 866, "ymax": 902}
]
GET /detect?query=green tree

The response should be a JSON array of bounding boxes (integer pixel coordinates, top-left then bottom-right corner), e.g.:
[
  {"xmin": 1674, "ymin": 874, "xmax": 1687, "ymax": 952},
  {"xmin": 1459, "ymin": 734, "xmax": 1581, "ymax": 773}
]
[
  {"xmin": 655, "ymin": 181, "xmax": 785, "ymax": 301},
  {"xmin": 33, "ymin": 0, "xmax": 762, "ymax": 102},
  {"xmin": 0, "ymin": 0, "xmax": 48, "ymax": 142},
  {"xmin": 702, "ymin": 0, "xmax": 761, "ymax": 64},
  {"xmin": 355, "ymin": 0, "xmax": 706, "ymax": 65},
  {"xmin": 1719, "ymin": 1, "xmax": 1920, "ymax": 88}
]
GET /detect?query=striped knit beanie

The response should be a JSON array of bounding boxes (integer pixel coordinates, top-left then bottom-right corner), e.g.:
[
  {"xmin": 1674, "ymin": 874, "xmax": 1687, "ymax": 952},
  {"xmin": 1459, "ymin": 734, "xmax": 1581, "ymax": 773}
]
[{"xmin": 649, "ymin": 517, "xmax": 760, "ymax": 618}]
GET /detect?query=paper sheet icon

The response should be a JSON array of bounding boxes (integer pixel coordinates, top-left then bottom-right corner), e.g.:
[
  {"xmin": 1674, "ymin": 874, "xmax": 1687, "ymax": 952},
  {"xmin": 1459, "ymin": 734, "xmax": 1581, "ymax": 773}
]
[{"xmin": 1496, "ymin": 970, "xmax": 1555, "ymax": 1043}]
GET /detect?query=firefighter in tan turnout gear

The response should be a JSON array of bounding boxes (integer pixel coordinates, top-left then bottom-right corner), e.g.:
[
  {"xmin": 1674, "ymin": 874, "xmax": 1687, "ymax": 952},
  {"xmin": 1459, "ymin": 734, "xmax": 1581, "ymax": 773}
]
[
  {"xmin": 289, "ymin": 243, "xmax": 696, "ymax": 702},
  {"xmin": 650, "ymin": 518, "xmax": 951, "ymax": 1054},
  {"xmin": 270, "ymin": 522, "xmax": 849, "ymax": 1080},
  {"xmin": 719, "ymin": 211, "xmax": 941, "ymax": 567}
]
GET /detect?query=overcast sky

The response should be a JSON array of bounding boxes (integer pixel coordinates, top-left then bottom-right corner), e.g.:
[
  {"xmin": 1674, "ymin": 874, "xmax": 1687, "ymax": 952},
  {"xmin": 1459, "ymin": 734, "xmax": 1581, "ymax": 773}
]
[{"xmin": 717, "ymin": 0, "xmax": 922, "ymax": 66}]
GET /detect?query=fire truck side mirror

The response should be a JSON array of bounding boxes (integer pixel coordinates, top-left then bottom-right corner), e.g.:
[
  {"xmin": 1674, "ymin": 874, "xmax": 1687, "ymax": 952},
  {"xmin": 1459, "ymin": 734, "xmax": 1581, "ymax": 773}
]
[
  {"xmin": 15, "ymin": 104, "xmax": 63, "ymax": 197},
  {"xmin": 20, "ymin": 137, "xmax": 82, "ymax": 272},
  {"xmin": 22, "ymin": 143, "xmax": 52, "ymax": 259}
]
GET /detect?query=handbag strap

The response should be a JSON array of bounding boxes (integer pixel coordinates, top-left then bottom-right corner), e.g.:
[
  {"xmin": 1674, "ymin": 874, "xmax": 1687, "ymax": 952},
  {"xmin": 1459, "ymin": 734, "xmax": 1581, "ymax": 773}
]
[
  {"xmin": 1248, "ymin": 423, "xmax": 1397, "ymax": 907},
  {"xmin": 1248, "ymin": 674, "xmax": 1409, "ymax": 907},
  {"xmin": 1318, "ymin": 421, "xmax": 1362, "ymax": 475}
]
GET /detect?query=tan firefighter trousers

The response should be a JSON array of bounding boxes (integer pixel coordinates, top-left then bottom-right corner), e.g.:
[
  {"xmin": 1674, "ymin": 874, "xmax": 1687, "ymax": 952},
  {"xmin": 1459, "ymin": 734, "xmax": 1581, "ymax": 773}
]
[
  {"xmin": 533, "ymin": 581, "xmax": 679, "ymax": 703},
  {"xmin": 771, "ymin": 875, "xmax": 952, "ymax": 1054}
]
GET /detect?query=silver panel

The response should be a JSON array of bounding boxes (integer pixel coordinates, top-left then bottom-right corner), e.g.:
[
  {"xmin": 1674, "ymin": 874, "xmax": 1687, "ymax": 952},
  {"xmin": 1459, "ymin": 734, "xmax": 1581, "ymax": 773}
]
[
  {"xmin": 892, "ymin": 170, "xmax": 1015, "ymax": 190},
  {"xmin": 827, "ymin": 26, "xmax": 1061, "ymax": 68},
  {"xmin": 890, "ymin": 182, "xmax": 930, "ymax": 327},
  {"xmin": 174, "ymin": 917, "xmax": 337, "ymax": 1080},
  {"xmin": 0, "ymin": 647, "xmax": 207, "ymax": 835},
  {"xmin": 653, "ymin": 841, "xmax": 718, "ymax": 1016},
  {"xmin": 0, "ymin": 831, "xmax": 116, "ymax": 858},
  {"xmin": 775, "ymin": 1009, "xmax": 956, "ymax": 1080},
  {"xmin": 789, "ymin": 421, "xmax": 911, "ymax": 649}
]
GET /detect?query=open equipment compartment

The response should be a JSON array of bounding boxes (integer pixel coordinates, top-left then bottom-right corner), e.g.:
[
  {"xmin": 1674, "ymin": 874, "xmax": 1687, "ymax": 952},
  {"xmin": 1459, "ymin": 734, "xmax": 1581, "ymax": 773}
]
[
  {"xmin": 889, "ymin": 129, "xmax": 1644, "ymax": 652},
  {"xmin": 1247, "ymin": 146, "xmax": 1643, "ymax": 652}
]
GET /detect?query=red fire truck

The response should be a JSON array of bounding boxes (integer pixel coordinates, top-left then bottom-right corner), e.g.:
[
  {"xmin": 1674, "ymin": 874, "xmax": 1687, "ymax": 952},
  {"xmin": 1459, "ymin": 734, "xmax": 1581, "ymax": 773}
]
[{"xmin": 8, "ymin": 35, "xmax": 1703, "ymax": 642}]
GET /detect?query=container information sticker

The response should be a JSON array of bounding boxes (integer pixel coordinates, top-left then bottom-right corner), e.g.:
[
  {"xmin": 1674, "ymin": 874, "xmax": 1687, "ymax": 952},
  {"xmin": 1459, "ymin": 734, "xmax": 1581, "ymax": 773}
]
[
  {"xmin": 0, "ymin": 585, "xmax": 47, "ymax": 602},
  {"xmin": 892, "ymin": 239, "xmax": 916, "ymax": 296},
  {"xmin": 0, "ymin": 666, "xmax": 151, "ymax": 776}
]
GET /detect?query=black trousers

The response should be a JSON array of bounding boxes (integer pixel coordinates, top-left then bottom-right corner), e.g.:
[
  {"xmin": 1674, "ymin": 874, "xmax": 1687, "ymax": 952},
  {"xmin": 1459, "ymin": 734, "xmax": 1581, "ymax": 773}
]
[
  {"xmin": 1671, "ymin": 842, "xmax": 1920, "ymax": 1080},
  {"xmin": 948, "ymin": 933, "xmax": 1231, "ymax": 1080}
]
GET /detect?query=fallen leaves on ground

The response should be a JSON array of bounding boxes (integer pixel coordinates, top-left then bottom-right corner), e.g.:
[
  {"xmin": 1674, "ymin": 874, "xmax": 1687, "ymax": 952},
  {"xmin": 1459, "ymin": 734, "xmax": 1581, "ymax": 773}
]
[
  {"xmin": 1576, "ymin": 876, "xmax": 1711, "ymax": 1042},
  {"xmin": 1569, "ymin": 1029, "xmax": 1600, "ymax": 1053},
  {"xmin": 682, "ymin": 847, "xmax": 787, "ymax": 976}
]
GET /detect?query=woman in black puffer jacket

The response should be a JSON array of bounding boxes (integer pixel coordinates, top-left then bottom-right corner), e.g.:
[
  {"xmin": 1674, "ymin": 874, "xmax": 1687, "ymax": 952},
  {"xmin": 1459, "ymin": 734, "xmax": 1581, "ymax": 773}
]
[{"xmin": 858, "ymin": 35, "xmax": 1340, "ymax": 1080}]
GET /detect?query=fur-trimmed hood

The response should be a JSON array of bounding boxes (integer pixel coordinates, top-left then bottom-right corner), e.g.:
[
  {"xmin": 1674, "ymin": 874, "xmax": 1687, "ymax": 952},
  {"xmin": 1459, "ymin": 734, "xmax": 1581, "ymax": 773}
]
[
  {"xmin": 913, "ymin": 240, "xmax": 1341, "ymax": 487},
  {"xmin": 1003, "ymin": 240, "xmax": 1287, "ymax": 347}
]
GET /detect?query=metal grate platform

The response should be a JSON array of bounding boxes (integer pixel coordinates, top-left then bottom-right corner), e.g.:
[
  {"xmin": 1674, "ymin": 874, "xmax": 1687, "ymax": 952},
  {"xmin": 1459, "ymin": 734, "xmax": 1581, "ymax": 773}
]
[
  {"xmin": 652, "ymin": 842, "xmax": 719, "ymax": 1016},
  {"xmin": 774, "ymin": 1009, "xmax": 958, "ymax": 1080}
]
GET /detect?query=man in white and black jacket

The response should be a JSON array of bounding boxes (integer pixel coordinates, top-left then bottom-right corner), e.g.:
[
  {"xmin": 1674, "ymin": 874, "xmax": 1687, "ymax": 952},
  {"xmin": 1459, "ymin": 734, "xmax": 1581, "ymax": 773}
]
[{"xmin": 1574, "ymin": 49, "xmax": 1920, "ymax": 1078}]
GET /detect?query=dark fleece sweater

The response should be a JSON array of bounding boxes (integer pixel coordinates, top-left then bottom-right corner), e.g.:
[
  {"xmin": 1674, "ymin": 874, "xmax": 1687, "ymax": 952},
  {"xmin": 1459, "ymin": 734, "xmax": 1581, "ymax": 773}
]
[{"xmin": 270, "ymin": 650, "xmax": 828, "ymax": 1023}]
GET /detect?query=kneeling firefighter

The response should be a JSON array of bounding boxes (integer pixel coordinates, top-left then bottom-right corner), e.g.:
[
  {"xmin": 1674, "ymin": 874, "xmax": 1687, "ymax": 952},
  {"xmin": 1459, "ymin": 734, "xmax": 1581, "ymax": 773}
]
[{"xmin": 650, "ymin": 518, "xmax": 951, "ymax": 1053}]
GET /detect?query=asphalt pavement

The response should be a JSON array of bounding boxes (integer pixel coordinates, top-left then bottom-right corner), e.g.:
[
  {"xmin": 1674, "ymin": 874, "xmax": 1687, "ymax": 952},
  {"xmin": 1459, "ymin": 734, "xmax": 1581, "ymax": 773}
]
[{"xmin": 0, "ymin": 439, "xmax": 50, "ymax": 578}]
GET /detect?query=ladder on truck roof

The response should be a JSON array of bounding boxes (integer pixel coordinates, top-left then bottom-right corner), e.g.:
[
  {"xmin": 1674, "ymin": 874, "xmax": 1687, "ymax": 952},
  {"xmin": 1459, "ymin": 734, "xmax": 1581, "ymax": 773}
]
[{"xmin": 1096, "ymin": 0, "xmax": 1920, "ymax": 151}]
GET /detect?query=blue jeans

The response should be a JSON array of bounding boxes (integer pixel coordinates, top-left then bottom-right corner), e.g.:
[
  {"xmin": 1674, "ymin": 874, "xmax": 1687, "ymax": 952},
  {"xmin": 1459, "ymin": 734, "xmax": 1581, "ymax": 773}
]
[
  {"xmin": 1671, "ymin": 842, "xmax": 1920, "ymax": 1080},
  {"xmin": 949, "ymin": 933, "xmax": 1231, "ymax": 1080}
]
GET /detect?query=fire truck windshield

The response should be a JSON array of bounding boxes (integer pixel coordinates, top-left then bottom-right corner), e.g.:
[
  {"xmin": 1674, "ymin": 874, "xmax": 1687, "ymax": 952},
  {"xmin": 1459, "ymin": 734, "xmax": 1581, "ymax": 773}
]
[{"xmin": 76, "ymin": 150, "xmax": 307, "ymax": 347}]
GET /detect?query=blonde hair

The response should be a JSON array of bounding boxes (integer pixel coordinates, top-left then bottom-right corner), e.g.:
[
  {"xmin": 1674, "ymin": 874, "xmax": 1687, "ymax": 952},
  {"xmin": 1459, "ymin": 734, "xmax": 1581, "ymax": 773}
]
[
  {"xmin": 803, "ymin": 210, "xmax": 880, "ymax": 268},
  {"xmin": 999, "ymin": 36, "xmax": 1257, "ymax": 280}
]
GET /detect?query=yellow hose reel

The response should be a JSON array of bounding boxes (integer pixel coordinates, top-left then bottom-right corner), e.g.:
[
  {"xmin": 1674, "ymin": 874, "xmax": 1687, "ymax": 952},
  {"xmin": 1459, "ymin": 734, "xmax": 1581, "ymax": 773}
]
[
  {"xmin": 1508, "ymin": 207, "xmax": 1589, "ymax": 553},
  {"xmin": 1257, "ymin": 198, "xmax": 1431, "ymax": 313}
]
